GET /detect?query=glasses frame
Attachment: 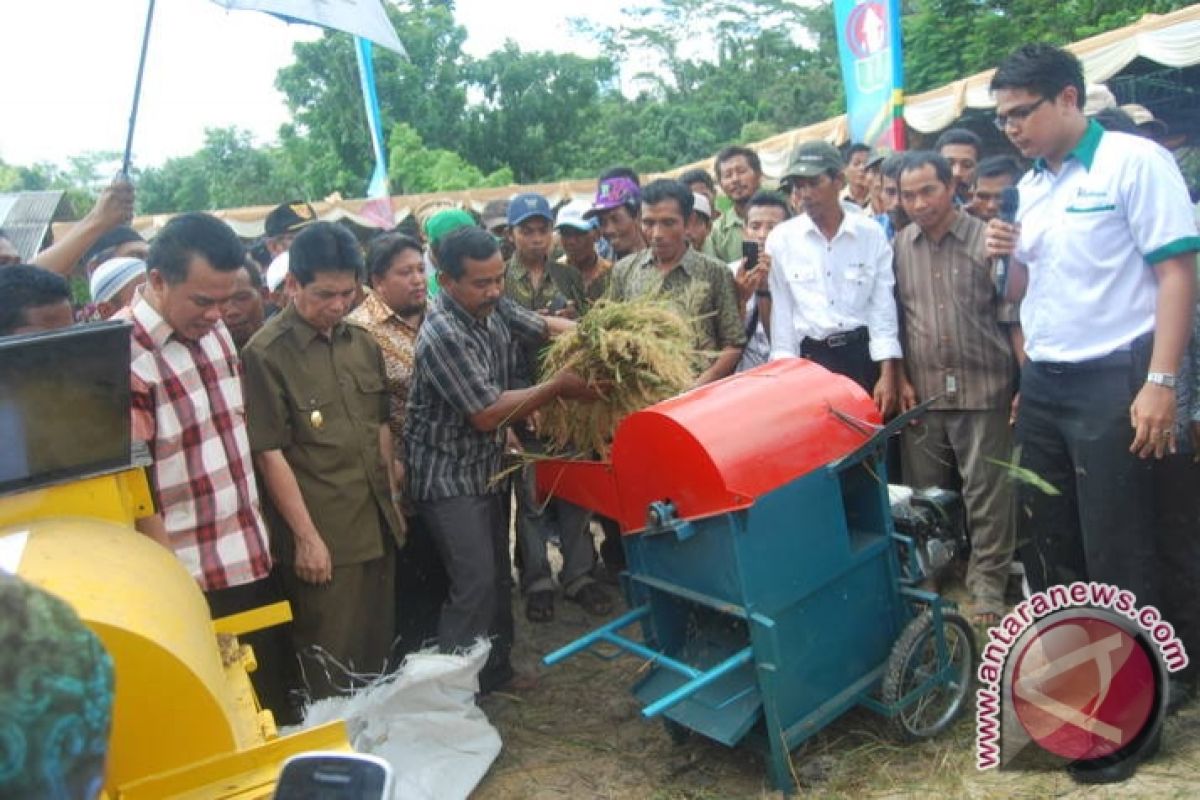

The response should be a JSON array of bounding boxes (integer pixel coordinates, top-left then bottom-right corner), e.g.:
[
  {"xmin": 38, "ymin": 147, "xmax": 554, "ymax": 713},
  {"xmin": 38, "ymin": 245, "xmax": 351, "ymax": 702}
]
[{"xmin": 994, "ymin": 97, "xmax": 1047, "ymax": 131}]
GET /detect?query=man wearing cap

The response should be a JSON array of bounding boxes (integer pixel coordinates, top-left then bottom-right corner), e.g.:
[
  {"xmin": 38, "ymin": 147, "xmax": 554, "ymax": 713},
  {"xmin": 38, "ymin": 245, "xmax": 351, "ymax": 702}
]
[
  {"xmin": 263, "ymin": 201, "xmax": 318, "ymax": 258},
  {"xmin": 423, "ymin": 208, "xmax": 477, "ymax": 299},
  {"xmin": 89, "ymin": 257, "xmax": 146, "ymax": 320},
  {"xmin": 609, "ymin": 179, "xmax": 746, "ymax": 385},
  {"xmin": 503, "ymin": 194, "xmax": 607, "ymax": 623},
  {"xmin": 586, "ymin": 177, "xmax": 646, "ymax": 261},
  {"xmin": 556, "ymin": 199, "xmax": 610, "ymax": 307},
  {"xmin": 767, "ymin": 141, "xmax": 902, "ymax": 416},
  {"xmin": 709, "ymin": 146, "xmax": 764, "ymax": 263}
]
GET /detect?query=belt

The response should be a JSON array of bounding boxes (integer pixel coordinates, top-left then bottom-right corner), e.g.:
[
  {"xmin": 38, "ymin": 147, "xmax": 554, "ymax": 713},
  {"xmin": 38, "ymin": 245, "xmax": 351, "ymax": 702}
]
[
  {"xmin": 802, "ymin": 327, "xmax": 868, "ymax": 349},
  {"xmin": 1031, "ymin": 332, "xmax": 1152, "ymax": 374}
]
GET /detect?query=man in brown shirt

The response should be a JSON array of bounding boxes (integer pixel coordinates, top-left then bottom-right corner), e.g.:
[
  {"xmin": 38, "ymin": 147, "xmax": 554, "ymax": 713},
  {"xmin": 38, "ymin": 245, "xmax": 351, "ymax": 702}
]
[
  {"xmin": 894, "ymin": 152, "xmax": 1018, "ymax": 625},
  {"xmin": 243, "ymin": 222, "xmax": 405, "ymax": 699}
]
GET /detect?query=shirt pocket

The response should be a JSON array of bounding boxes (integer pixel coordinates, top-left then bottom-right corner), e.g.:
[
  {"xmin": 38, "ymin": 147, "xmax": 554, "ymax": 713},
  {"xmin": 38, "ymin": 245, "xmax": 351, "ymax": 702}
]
[
  {"xmin": 286, "ymin": 388, "xmax": 336, "ymax": 445},
  {"xmin": 352, "ymin": 371, "xmax": 388, "ymax": 428},
  {"xmin": 838, "ymin": 261, "xmax": 873, "ymax": 309}
]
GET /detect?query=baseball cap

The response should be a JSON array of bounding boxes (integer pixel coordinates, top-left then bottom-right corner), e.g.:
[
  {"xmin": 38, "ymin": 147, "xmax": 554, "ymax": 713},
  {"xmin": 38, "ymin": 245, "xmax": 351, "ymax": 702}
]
[
  {"xmin": 865, "ymin": 151, "xmax": 888, "ymax": 170},
  {"xmin": 266, "ymin": 252, "xmax": 290, "ymax": 292},
  {"xmin": 554, "ymin": 199, "xmax": 596, "ymax": 232},
  {"xmin": 481, "ymin": 198, "xmax": 510, "ymax": 230},
  {"xmin": 89, "ymin": 257, "xmax": 145, "ymax": 302},
  {"xmin": 781, "ymin": 141, "xmax": 844, "ymax": 182},
  {"xmin": 584, "ymin": 177, "xmax": 640, "ymax": 219},
  {"xmin": 424, "ymin": 209, "xmax": 476, "ymax": 247},
  {"xmin": 1083, "ymin": 84, "xmax": 1117, "ymax": 116},
  {"xmin": 691, "ymin": 193, "xmax": 713, "ymax": 221},
  {"xmin": 507, "ymin": 193, "xmax": 553, "ymax": 228},
  {"xmin": 264, "ymin": 201, "xmax": 317, "ymax": 238}
]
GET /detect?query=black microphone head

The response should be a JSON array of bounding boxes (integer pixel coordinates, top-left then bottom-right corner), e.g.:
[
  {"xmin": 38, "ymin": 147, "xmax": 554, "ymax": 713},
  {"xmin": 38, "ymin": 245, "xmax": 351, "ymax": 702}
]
[{"xmin": 998, "ymin": 186, "xmax": 1020, "ymax": 222}]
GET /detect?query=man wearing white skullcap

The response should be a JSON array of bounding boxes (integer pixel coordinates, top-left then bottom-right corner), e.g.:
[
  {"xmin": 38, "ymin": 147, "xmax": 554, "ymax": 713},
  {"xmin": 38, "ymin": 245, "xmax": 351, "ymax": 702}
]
[{"xmin": 88, "ymin": 256, "xmax": 146, "ymax": 319}]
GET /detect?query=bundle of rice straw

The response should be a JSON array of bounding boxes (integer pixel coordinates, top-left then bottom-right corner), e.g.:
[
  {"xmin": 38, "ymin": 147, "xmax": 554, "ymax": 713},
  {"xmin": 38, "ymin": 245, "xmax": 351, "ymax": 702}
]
[{"xmin": 538, "ymin": 297, "xmax": 696, "ymax": 458}]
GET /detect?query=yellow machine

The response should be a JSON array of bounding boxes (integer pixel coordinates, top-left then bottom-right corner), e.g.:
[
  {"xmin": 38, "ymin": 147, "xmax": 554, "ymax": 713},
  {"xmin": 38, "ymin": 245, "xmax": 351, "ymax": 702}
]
[{"xmin": 0, "ymin": 322, "xmax": 349, "ymax": 798}]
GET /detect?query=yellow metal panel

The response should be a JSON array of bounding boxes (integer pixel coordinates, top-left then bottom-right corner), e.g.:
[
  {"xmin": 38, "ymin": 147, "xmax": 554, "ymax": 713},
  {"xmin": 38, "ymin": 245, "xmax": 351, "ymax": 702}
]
[
  {"xmin": 213, "ymin": 601, "xmax": 293, "ymax": 637},
  {"xmin": 114, "ymin": 721, "xmax": 352, "ymax": 800},
  {"xmin": 0, "ymin": 467, "xmax": 155, "ymax": 529}
]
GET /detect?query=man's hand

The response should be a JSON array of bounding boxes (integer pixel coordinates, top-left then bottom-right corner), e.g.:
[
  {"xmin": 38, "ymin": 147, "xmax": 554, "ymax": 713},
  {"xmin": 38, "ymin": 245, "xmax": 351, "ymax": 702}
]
[
  {"xmin": 734, "ymin": 265, "xmax": 762, "ymax": 306},
  {"xmin": 90, "ymin": 177, "xmax": 136, "ymax": 229},
  {"xmin": 294, "ymin": 533, "xmax": 333, "ymax": 585},
  {"xmin": 984, "ymin": 219, "xmax": 1020, "ymax": 260},
  {"xmin": 899, "ymin": 375, "xmax": 919, "ymax": 413},
  {"xmin": 552, "ymin": 369, "xmax": 605, "ymax": 401},
  {"xmin": 1010, "ymin": 392, "xmax": 1021, "ymax": 426},
  {"xmin": 1129, "ymin": 382, "xmax": 1176, "ymax": 459},
  {"xmin": 873, "ymin": 372, "xmax": 899, "ymax": 419}
]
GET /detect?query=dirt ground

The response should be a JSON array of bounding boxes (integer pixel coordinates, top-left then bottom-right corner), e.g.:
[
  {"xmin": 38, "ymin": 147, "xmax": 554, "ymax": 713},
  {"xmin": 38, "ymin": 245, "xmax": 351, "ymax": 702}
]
[{"xmin": 473, "ymin": 549, "xmax": 1200, "ymax": 799}]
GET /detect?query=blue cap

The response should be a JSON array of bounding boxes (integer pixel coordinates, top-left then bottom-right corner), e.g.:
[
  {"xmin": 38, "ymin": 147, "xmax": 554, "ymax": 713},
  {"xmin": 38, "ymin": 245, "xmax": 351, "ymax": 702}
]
[{"xmin": 507, "ymin": 193, "xmax": 553, "ymax": 227}]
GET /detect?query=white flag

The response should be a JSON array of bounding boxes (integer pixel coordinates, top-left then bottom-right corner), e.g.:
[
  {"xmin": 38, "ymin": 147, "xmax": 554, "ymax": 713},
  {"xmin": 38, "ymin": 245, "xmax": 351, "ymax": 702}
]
[{"xmin": 211, "ymin": 0, "xmax": 406, "ymax": 54}]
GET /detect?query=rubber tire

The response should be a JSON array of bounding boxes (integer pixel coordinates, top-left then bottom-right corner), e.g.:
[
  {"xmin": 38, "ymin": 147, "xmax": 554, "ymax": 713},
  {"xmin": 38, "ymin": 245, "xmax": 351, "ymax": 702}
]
[{"xmin": 881, "ymin": 610, "xmax": 976, "ymax": 741}]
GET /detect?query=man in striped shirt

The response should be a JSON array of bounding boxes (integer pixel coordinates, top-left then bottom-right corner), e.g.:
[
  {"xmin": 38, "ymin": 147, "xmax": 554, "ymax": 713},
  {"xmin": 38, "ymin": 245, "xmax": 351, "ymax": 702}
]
[
  {"xmin": 893, "ymin": 153, "xmax": 1019, "ymax": 627},
  {"xmin": 126, "ymin": 212, "xmax": 293, "ymax": 719}
]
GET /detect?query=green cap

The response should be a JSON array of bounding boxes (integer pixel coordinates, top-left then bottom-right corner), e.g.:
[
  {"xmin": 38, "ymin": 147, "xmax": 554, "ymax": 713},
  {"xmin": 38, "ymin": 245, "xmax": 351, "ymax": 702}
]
[
  {"xmin": 781, "ymin": 141, "xmax": 844, "ymax": 182},
  {"xmin": 424, "ymin": 209, "xmax": 476, "ymax": 246}
]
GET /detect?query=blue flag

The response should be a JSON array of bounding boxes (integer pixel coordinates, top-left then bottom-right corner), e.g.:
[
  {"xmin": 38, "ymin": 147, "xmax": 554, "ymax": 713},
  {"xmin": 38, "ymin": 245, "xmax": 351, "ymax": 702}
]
[{"xmin": 833, "ymin": 0, "xmax": 906, "ymax": 150}]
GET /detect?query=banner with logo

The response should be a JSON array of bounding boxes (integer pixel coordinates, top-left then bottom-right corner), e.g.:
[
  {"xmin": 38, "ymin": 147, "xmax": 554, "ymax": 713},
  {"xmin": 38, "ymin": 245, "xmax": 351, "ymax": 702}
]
[{"xmin": 833, "ymin": 0, "xmax": 906, "ymax": 151}]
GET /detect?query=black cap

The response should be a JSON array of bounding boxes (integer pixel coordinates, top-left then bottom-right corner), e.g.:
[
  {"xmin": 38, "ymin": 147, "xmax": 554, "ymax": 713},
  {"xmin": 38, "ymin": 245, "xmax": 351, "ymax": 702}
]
[{"xmin": 264, "ymin": 201, "xmax": 318, "ymax": 238}]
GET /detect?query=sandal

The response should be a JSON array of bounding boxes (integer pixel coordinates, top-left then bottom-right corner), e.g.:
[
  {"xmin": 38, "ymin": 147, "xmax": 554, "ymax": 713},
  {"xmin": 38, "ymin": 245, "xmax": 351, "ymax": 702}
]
[
  {"xmin": 565, "ymin": 581, "xmax": 613, "ymax": 616},
  {"xmin": 525, "ymin": 589, "xmax": 555, "ymax": 623},
  {"xmin": 969, "ymin": 597, "xmax": 1006, "ymax": 629}
]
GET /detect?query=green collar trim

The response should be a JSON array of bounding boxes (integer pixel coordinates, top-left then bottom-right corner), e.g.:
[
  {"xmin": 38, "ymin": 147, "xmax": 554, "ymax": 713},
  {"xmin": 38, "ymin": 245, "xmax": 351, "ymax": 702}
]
[{"xmin": 1035, "ymin": 119, "xmax": 1104, "ymax": 174}]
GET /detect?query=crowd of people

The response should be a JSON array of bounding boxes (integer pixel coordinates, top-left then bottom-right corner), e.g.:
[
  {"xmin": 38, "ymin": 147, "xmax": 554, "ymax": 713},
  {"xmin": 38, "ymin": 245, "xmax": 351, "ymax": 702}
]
[{"xmin": 0, "ymin": 42, "xmax": 1197, "ymax": 785}]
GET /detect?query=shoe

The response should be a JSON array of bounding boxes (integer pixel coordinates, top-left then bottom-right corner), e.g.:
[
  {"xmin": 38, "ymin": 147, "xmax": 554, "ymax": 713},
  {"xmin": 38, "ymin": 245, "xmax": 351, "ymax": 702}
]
[
  {"xmin": 524, "ymin": 589, "xmax": 555, "ymax": 623},
  {"xmin": 1066, "ymin": 727, "xmax": 1160, "ymax": 784},
  {"xmin": 565, "ymin": 581, "xmax": 613, "ymax": 616}
]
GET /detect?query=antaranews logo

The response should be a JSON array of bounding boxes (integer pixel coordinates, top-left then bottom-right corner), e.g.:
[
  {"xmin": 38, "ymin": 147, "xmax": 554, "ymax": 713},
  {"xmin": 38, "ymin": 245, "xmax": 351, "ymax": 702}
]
[{"xmin": 976, "ymin": 582, "xmax": 1187, "ymax": 771}]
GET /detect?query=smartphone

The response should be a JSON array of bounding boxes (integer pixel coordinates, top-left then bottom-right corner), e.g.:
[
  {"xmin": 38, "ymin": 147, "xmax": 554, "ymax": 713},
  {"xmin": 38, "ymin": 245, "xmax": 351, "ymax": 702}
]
[
  {"xmin": 741, "ymin": 241, "xmax": 759, "ymax": 269},
  {"xmin": 275, "ymin": 752, "xmax": 394, "ymax": 800}
]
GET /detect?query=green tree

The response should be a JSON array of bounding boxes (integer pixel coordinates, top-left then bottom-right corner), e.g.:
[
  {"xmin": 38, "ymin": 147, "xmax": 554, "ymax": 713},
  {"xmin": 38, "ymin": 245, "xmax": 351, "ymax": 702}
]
[
  {"xmin": 275, "ymin": 0, "xmax": 469, "ymax": 196},
  {"xmin": 902, "ymin": 0, "xmax": 1193, "ymax": 94},
  {"xmin": 387, "ymin": 123, "xmax": 512, "ymax": 193}
]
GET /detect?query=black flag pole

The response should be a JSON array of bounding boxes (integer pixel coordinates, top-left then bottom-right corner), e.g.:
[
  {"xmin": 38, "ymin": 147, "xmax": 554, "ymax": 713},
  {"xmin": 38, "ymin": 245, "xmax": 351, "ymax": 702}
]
[{"xmin": 122, "ymin": 0, "xmax": 157, "ymax": 178}]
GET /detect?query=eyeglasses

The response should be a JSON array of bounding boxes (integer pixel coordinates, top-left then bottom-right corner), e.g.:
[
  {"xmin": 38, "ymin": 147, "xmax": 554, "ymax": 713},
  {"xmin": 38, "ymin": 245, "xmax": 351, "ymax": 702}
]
[{"xmin": 993, "ymin": 97, "xmax": 1046, "ymax": 131}]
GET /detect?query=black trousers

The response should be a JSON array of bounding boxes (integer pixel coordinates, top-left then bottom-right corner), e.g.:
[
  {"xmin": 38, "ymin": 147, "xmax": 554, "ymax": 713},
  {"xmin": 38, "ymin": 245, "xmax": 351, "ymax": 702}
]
[
  {"xmin": 1154, "ymin": 453, "xmax": 1200, "ymax": 682},
  {"xmin": 1015, "ymin": 346, "xmax": 1159, "ymax": 606},
  {"xmin": 205, "ymin": 573, "xmax": 303, "ymax": 725},
  {"xmin": 394, "ymin": 513, "xmax": 449, "ymax": 660},
  {"xmin": 800, "ymin": 332, "xmax": 879, "ymax": 394},
  {"xmin": 415, "ymin": 493, "xmax": 514, "ymax": 691}
]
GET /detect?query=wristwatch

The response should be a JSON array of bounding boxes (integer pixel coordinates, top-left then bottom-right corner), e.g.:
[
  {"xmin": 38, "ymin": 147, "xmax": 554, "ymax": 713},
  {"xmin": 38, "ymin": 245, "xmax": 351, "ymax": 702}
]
[{"xmin": 1146, "ymin": 372, "xmax": 1177, "ymax": 389}]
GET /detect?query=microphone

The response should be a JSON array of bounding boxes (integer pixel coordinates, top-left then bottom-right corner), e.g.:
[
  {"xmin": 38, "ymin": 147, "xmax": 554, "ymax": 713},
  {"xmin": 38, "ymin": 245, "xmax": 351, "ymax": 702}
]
[{"xmin": 994, "ymin": 186, "xmax": 1020, "ymax": 299}]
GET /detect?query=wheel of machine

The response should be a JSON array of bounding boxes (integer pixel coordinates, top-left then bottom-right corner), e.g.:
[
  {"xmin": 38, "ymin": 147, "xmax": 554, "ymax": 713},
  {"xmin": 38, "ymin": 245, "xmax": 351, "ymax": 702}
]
[{"xmin": 881, "ymin": 610, "xmax": 976, "ymax": 741}]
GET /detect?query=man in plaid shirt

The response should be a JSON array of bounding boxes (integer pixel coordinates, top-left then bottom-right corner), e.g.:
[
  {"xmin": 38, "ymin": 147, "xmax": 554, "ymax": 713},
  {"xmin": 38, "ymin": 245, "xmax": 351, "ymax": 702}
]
[{"xmin": 125, "ymin": 212, "xmax": 294, "ymax": 720}]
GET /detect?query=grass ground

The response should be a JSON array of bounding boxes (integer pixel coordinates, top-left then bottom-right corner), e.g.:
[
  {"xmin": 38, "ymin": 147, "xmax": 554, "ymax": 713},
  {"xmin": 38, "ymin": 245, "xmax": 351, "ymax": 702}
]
[{"xmin": 473, "ymin": 564, "xmax": 1200, "ymax": 799}]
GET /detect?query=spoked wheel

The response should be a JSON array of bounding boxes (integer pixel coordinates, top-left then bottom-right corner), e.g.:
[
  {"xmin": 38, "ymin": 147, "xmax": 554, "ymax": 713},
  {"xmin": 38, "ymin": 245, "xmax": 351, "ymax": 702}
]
[{"xmin": 881, "ymin": 610, "xmax": 976, "ymax": 740}]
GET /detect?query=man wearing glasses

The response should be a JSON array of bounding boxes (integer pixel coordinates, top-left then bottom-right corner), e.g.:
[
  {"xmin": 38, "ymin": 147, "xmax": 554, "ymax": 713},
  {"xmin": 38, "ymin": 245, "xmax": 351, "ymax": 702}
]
[
  {"xmin": 766, "ymin": 140, "xmax": 902, "ymax": 417},
  {"xmin": 986, "ymin": 44, "xmax": 1197, "ymax": 783}
]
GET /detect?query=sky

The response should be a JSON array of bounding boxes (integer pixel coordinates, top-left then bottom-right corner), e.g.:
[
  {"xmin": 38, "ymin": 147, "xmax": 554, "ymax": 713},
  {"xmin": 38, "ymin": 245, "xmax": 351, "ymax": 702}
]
[{"xmin": 0, "ymin": 0, "xmax": 623, "ymax": 171}]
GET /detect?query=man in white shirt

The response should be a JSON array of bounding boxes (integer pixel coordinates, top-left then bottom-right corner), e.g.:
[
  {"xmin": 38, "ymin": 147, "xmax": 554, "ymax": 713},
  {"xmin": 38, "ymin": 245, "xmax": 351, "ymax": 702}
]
[
  {"xmin": 987, "ymin": 44, "xmax": 1197, "ymax": 783},
  {"xmin": 767, "ymin": 141, "xmax": 902, "ymax": 416}
]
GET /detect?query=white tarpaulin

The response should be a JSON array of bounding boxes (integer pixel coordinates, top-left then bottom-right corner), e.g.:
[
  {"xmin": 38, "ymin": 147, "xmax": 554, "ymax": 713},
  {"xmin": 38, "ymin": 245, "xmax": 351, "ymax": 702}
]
[
  {"xmin": 300, "ymin": 643, "xmax": 502, "ymax": 800},
  {"xmin": 211, "ymin": 0, "xmax": 406, "ymax": 54}
]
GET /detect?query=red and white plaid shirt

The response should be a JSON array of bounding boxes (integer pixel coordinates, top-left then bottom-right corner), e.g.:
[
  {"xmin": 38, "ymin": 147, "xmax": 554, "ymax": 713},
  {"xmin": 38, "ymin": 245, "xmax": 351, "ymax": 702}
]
[{"xmin": 125, "ymin": 292, "xmax": 271, "ymax": 591}]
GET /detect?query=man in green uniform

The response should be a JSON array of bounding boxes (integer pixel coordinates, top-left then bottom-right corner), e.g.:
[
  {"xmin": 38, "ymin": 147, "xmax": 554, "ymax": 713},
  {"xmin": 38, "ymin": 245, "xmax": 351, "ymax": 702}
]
[
  {"xmin": 608, "ymin": 179, "xmax": 747, "ymax": 386},
  {"xmin": 708, "ymin": 146, "xmax": 764, "ymax": 263},
  {"xmin": 242, "ymin": 222, "xmax": 405, "ymax": 701}
]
